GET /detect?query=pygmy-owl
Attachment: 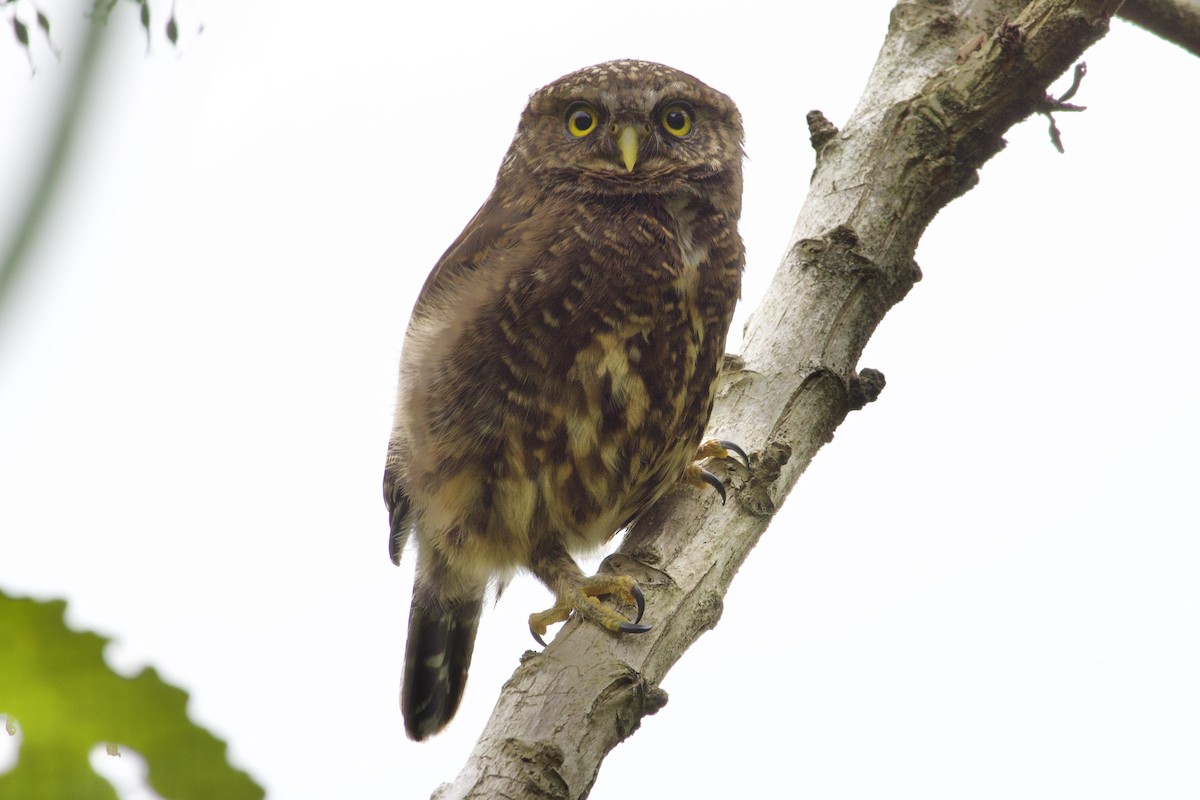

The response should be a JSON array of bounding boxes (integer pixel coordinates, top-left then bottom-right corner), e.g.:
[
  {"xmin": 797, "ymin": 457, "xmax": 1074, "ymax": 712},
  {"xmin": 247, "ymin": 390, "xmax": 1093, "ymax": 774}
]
[{"xmin": 384, "ymin": 59, "xmax": 745, "ymax": 741}]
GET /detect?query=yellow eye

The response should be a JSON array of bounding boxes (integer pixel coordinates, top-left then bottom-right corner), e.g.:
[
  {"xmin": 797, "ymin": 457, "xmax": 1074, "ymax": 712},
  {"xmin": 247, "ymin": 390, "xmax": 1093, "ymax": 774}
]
[
  {"xmin": 660, "ymin": 103, "xmax": 693, "ymax": 137},
  {"xmin": 565, "ymin": 103, "xmax": 599, "ymax": 138}
]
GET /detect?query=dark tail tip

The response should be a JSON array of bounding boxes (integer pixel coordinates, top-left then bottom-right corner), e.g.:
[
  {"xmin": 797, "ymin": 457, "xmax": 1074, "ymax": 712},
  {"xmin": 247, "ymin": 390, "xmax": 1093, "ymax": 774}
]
[{"xmin": 401, "ymin": 595, "xmax": 483, "ymax": 741}]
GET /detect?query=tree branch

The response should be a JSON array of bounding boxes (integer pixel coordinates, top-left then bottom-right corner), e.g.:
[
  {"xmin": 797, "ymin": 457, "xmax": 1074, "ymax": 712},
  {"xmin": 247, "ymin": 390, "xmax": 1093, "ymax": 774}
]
[
  {"xmin": 435, "ymin": 1, "xmax": 1123, "ymax": 796},
  {"xmin": 1118, "ymin": 0, "xmax": 1200, "ymax": 58}
]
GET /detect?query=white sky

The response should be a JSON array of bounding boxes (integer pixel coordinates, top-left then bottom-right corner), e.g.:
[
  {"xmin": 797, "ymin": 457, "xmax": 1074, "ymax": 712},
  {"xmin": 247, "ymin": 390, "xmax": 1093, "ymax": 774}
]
[{"xmin": 2, "ymin": 2, "xmax": 1198, "ymax": 798}]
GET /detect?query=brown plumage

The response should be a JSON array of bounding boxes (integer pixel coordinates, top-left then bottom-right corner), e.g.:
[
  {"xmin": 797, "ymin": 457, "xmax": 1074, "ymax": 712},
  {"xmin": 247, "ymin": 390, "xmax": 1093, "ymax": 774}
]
[{"xmin": 384, "ymin": 59, "xmax": 744, "ymax": 741}]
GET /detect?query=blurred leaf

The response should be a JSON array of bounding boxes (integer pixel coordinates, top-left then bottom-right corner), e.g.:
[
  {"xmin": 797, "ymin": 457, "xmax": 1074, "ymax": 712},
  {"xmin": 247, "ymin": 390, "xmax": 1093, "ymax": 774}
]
[
  {"xmin": 12, "ymin": 16, "xmax": 29, "ymax": 46},
  {"xmin": 34, "ymin": 9, "xmax": 61, "ymax": 59},
  {"xmin": 138, "ymin": 0, "xmax": 149, "ymax": 50},
  {"xmin": 0, "ymin": 591, "xmax": 264, "ymax": 800}
]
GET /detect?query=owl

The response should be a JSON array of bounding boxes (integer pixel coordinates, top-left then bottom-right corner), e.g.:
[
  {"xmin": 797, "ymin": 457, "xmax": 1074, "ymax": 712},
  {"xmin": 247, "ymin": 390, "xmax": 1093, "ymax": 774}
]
[{"xmin": 384, "ymin": 59, "xmax": 745, "ymax": 741}]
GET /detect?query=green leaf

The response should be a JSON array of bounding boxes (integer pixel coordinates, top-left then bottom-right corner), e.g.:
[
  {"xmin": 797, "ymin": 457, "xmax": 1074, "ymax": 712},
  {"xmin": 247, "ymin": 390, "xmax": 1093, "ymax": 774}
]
[
  {"xmin": 166, "ymin": 14, "xmax": 177, "ymax": 45},
  {"xmin": 12, "ymin": 16, "xmax": 29, "ymax": 46},
  {"xmin": 0, "ymin": 591, "xmax": 264, "ymax": 800}
]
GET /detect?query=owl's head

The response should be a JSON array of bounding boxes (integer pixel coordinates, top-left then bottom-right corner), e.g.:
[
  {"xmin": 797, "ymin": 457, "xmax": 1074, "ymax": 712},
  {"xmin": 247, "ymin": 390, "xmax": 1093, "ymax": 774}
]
[{"xmin": 501, "ymin": 60, "xmax": 743, "ymax": 199}]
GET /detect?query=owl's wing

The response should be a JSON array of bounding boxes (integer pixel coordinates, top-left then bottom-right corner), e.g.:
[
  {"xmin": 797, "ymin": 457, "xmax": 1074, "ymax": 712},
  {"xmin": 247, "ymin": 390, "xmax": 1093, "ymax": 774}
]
[
  {"xmin": 385, "ymin": 186, "xmax": 538, "ymax": 565},
  {"xmin": 383, "ymin": 442, "xmax": 410, "ymax": 565},
  {"xmin": 410, "ymin": 187, "xmax": 536, "ymax": 316}
]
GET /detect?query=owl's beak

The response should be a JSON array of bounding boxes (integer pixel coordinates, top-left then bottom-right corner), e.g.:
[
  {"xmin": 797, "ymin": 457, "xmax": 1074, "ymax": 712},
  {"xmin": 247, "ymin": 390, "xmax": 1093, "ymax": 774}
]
[{"xmin": 616, "ymin": 125, "xmax": 640, "ymax": 172}]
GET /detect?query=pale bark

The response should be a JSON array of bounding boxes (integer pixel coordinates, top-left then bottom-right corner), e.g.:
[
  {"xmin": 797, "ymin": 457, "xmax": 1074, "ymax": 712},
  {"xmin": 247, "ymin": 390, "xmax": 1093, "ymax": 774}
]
[{"xmin": 436, "ymin": 1, "xmax": 1127, "ymax": 797}]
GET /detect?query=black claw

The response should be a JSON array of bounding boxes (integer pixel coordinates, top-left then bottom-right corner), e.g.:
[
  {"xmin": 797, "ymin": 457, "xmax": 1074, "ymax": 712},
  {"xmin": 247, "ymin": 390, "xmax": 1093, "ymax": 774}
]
[
  {"xmin": 631, "ymin": 584, "xmax": 646, "ymax": 624},
  {"xmin": 619, "ymin": 622, "xmax": 652, "ymax": 634},
  {"xmin": 531, "ymin": 628, "xmax": 547, "ymax": 647},
  {"xmin": 699, "ymin": 469, "xmax": 727, "ymax": 504},
  {"xmin": 718, "ymin": 439, "xmax": 750, "ymax": 470}
]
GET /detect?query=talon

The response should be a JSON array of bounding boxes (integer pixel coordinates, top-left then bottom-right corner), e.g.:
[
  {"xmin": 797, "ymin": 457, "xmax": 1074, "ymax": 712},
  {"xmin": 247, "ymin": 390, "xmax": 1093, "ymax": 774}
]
[
  {"xmin": 717, "ymin": 439, "xmax": 750, "ymax": 470},
  {"xmin": 699, "ymin": 469, "xmax": 727, "ymax": 504},
  {"xmin": 528, "ymin": 573, "xmax": 647, "ymax": 644},
  {"xmin": 631, "ymin": 583, "xmax": 645, "ymax": 624},
  {"xmin": 695, "ymin": 438, "xmax": 750, "ymax": 470}
]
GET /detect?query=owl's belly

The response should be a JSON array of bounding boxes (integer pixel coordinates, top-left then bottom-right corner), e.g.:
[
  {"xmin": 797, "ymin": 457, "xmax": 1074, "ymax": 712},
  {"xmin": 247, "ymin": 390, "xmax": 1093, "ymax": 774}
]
[
  {"xmin": 418, "ymin": 305, "xmax": 716, "ymax": 578},
  {"xmin": 524, "ymin": 310, "xmax": 714, "ymax": 552}
]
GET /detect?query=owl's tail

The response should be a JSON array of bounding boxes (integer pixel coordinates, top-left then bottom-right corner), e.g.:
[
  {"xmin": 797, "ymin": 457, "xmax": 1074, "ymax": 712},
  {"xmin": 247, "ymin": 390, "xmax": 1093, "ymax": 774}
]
[{"xmin": 401, "ymin": 591, "xmax": 483, "ymax": 741}]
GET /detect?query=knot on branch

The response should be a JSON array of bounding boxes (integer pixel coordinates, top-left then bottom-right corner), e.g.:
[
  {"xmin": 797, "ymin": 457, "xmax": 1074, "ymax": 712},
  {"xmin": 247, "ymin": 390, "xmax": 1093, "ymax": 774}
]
[
  {"xmin": 848, "ymin": 368, "xmax": 886, "ymax": 410},
  {"xmin": 644, "ymin": 684, "xmax": 669, "ymax": 715},
  {"xmin": 997, "ymin": 19, "xmax": 1026, "ymax": 54},
  {"xmin": 595, "ymin": 667, "xmax": 669, "ymax": 741},
  {"xmin": 736, "ymin": 441, "xmax": 791, "ymax": 518},
  {"xmin": 437, "ymin": 738, "xmax": 568, "ymax": 800},
  {"xmin": 722, "ymin": 353, "xmax": 747, "ymax": 373},
  {"xmin": 792, "ymin": 226, "xmax": 880, "ymax": 282},
  {"xmin": 806, "ymin": 110, "xmax": 839, "ymax": 152}
]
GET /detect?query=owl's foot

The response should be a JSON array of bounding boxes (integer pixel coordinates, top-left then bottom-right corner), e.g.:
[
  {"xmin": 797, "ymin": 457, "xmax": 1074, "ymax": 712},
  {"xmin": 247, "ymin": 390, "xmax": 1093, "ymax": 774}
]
[
  {"xmin": 683, "ymin": 438, "xmax": 749, "ymax": 504},
  {"xmin": 529, "ymin": 574, "xmax": 649, "ymax": 647}
]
